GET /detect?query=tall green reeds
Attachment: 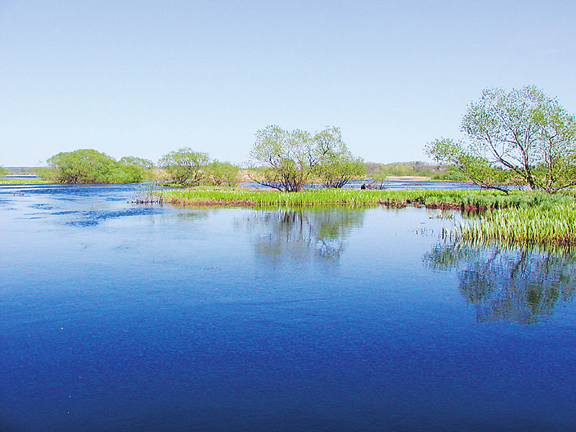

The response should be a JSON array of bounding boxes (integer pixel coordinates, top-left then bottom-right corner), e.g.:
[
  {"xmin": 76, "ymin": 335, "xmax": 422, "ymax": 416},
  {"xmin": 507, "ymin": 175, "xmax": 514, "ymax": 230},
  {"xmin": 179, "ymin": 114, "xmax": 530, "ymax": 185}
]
[{"xmin": 457, "ymin": 203, "xmax": 576, "ymax": 246}]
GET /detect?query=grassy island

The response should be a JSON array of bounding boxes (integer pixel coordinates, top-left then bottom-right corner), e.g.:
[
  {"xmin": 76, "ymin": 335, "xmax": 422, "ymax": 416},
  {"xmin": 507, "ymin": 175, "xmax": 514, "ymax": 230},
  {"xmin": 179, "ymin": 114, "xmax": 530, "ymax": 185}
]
[{"xmin": 159, "ymin": 187, "xmax": 576, "ymax": 246}]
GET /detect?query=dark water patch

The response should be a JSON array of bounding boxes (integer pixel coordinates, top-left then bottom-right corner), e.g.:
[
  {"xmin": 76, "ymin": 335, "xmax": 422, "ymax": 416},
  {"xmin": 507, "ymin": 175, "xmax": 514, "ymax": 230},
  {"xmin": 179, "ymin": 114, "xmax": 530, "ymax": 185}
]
[
  {"xmin": 52, "ymin": 210, "xmax": 79, "ymax": 215},
  {"xmin": 65, "ymin": 207, "xmax": 165, "ymax": 227},
  {"xmin": 66, "ymin": 219, "xmax": 100, "ymax": 227},
  {"xmin": 30, "ymin": 203, "xmax": 54, "ymax": 210}
]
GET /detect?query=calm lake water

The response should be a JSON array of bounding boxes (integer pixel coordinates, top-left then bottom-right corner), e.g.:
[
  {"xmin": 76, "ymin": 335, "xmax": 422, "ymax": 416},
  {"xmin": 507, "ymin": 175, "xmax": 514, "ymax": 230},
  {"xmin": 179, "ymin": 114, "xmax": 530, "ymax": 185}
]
[{"xmin": 1, "ymin": 184, "xmax": 575, "ymax": 432}]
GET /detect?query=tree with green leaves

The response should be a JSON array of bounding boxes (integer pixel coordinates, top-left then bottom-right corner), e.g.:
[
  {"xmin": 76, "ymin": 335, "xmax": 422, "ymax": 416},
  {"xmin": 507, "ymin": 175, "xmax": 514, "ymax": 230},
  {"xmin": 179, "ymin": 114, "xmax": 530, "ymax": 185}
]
[
  {"xmin": 0, "ymin": 166, "xmax": 8, "ymax": 176},
  {"xmin": 158, "ymin": 147, "xmax": 210, "ymax": 185},
  {"xmin": 426, "ymin": 86, "xmax": 576, "ymax": 193},
  {"xmin": 313, "ymin": 127, "xmax": 365, "ymax": 188},
  {"xmin": 47, "ymin": 149, "xmax": 114, "ymax": 183},
  {"xmin": 204, "ymin": 161, "xmax": 240, "ymax": 186},
  {"xmin": 119, "ymin": 156, "xmax": 155, "ymax": 170},
  {"xmin": 250, "ymin": 126, "xmax": 316, "ymax": 192},
  {"xmin": 118, "ymin": 156, "xmax": 155, "ymax": 181},
  {"xmin": 46, "ymin": 149, "xmax": 147, "ymax": 183},
  {"xmin": 250, "ymin": 125, "xmax": 362, "ymax": 191}
]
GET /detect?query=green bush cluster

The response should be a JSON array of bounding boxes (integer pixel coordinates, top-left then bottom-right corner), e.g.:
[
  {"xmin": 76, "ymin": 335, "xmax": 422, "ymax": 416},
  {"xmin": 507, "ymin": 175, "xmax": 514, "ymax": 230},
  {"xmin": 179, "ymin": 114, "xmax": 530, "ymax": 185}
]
[{"xmin": 44, "ymin": 150, "xmax": 153, "ymax": 184}]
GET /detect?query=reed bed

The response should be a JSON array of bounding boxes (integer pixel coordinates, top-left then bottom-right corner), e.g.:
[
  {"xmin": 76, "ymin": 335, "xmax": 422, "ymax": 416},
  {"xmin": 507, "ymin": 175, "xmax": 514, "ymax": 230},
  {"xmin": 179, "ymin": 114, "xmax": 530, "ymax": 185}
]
[
  {"xmin": 457, "ymin": 203, "xmax": 576, "ymax": 246},
  {"xmin": 158, "ymin": 187, "xmax": 576, "ymax": 245}
]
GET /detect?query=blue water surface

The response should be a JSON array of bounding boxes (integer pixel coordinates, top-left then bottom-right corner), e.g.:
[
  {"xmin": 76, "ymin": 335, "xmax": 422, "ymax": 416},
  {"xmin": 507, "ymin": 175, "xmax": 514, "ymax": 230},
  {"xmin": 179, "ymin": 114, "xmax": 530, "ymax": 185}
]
[{"xmin": 1, "ymin": 184, "xmax": 575, "ymax": 432}]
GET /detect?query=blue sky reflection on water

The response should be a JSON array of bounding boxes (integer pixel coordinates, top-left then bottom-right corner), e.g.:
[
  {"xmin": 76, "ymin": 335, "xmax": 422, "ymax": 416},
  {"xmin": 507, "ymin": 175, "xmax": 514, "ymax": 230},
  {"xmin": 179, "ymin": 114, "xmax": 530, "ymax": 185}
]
[{"xmin": 1, "ymin": 184, "xmax": 576, "ymax": 432}]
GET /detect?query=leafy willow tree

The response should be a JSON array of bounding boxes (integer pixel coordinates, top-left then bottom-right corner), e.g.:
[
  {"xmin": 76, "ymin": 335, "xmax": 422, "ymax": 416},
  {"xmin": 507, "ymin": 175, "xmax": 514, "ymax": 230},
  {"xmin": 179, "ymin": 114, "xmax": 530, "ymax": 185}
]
[
  {"xmin": 250, "ymin": 125, "xmax": 362, "ymax": 191},
  {"xmin": 250, "ymin": 126, "xmax": 316, "ymax": 191},
  {"xmin": 313, "ymin": 127, "xmax": 365, "ymax": 188},
  {"xmin": 204, "ymin": 161, "xmax": 240, "ymax": 186},
  {"xmin": 119, "ymin": 156, "xmax": 154, "ymax": 170},
  {"xmin": 46, "ymin": 149, "xmax": 143, "ymax": 183},
  {"xmin": 118, "ymin": 156, "xmax": 155, "ymax": 181},
  {"xmin": 426, "ymin": 86, "xmax": 576, "ymax": 194},
  {"xmin": 426, "ymin": 138, "xmax": 516, "ymax": 193},
  {"xmin": 158, "ymin": 147, "xmax": 210, "ymax": 184}
]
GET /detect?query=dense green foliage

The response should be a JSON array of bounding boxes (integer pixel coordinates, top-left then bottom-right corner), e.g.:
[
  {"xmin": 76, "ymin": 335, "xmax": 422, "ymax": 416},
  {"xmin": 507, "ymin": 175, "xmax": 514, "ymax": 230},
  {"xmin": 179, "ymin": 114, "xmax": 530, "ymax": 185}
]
[
  {"xmin": 0, "ymin": 166, "xmax": 8, "ymax": 176},
  {"xmin": 45, "ymin": 149, "xmax": 146, "ymax": 183},
  {"xmin": 203, "ymin": 161, "xmax": 240, "ymax": 186},
  {"xmin": 366, "ymin": 161, "xmax": 432, "ymax": 177},
  {"xmin": 250, "ymin": 125, "xmax": 363, "ymax": 191},
  {"xmin": 427, "ymin": 86, "xmax": 576, "ymax": 193},
  {"xmin": 158, "ymin": 147, "xmax": 210, "ymax": 184},
  {"xmin": 428, "ymin": 166, "xmax": 469, "ymax": 181},
  {"xmin": 35, "ymin": 147, "xmax": 237, "ymax": 185},
  {"xmin": 313, "ymin": 128, "xmax": 365, "ymax": 188},
  {"xmin": 119, "ymin": 156, "xmax": 155, "ymax": 170}
]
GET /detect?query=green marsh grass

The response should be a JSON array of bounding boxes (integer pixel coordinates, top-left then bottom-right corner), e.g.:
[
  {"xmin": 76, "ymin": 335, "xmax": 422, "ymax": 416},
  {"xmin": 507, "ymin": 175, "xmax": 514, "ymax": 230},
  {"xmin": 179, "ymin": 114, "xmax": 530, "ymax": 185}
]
[
  {"xmin": 159, "ymin": 187, "xmax": 576, "ymax": 209},
  {"xmin": 159, "ymin": 187, "xmax": 576, "ymax": 245},
  {"xmin": 458, "ymin": 203, "xmax": 576, "ymax": 246}
]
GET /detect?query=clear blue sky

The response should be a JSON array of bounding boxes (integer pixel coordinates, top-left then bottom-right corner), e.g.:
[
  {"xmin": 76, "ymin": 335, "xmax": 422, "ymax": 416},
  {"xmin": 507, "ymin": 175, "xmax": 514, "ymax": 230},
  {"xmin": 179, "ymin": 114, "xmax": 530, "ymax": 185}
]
[{"xmin": 1, "ymin": 0, "xmax": 575, "ymax": 167}]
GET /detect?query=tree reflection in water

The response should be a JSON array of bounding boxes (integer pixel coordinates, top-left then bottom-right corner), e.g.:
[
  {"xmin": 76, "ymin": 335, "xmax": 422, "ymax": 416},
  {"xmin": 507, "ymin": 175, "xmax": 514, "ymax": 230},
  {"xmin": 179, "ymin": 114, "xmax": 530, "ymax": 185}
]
[
  {"xmin": 238, "ymin": 208, "xmax": 365, "ymax": 265},
  {"xmin": 424, "ymin": 242, "xmax": 576, "ymax": 324}
]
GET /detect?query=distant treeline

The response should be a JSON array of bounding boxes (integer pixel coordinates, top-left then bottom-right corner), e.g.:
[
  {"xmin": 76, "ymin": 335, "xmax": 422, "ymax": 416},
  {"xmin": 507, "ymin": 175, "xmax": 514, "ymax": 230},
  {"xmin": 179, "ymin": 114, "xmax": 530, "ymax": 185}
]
[
  {"xmin": 2, "ymin": 155, "xmax": 464, "ymax": 185},
  {"xmin": 31, "ymin": 148, "xmax": 241, "ymax": 186}
]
